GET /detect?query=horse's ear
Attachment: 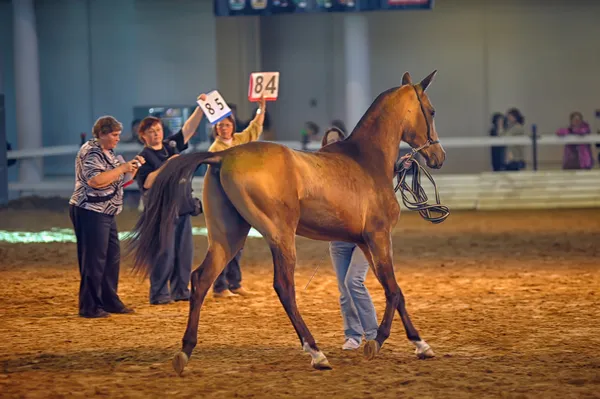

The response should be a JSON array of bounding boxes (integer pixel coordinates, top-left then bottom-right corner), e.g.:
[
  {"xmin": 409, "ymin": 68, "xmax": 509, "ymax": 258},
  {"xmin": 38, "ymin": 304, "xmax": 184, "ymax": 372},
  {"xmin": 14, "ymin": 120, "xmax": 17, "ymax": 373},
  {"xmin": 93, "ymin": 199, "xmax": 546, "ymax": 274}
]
[
  {"xmin": 401, "ymin": 72, "xmax": 413, "ymax": 86},
  {"xmin": 419, "ymin": 70, "xmax": 437, "ymax": 91}
]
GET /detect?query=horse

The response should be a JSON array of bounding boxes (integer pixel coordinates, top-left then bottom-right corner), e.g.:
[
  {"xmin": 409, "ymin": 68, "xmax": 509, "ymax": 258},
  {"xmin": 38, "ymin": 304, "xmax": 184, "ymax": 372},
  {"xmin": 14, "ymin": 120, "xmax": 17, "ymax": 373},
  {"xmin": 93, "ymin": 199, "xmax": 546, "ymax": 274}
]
[{"xmin": 127, "ymin": 70, "xmax": 445, "ymax": 375}]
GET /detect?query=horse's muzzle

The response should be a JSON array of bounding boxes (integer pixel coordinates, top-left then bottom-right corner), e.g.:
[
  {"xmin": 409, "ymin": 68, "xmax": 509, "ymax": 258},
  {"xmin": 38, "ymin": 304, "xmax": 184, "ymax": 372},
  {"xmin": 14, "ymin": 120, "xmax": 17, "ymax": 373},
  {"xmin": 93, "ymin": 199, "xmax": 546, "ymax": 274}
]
[{"xmin": 426, "ymin": 150, "xmax": 445, "ymax": 169}]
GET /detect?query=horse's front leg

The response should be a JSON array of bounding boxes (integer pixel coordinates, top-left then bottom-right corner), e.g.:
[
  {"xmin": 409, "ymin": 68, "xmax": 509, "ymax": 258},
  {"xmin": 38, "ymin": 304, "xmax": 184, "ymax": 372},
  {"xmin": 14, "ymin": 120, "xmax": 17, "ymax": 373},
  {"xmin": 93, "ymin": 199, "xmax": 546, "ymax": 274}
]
[
  {"xmin": 270, "ymin": 238, "xmax": 332, "ymax": 370},
  {"xmin": 362, "ymin": 230, "xmax": 434, "ymax": 360}
]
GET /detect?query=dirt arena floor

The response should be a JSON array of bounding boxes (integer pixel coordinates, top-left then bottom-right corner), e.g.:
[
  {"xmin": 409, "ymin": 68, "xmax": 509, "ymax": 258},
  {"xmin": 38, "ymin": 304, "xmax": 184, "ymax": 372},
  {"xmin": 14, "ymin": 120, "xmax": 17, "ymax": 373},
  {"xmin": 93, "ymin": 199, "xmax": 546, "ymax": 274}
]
[{"xmin": 0, "ymin": 199, "xmax": 599, "ymax": 398}]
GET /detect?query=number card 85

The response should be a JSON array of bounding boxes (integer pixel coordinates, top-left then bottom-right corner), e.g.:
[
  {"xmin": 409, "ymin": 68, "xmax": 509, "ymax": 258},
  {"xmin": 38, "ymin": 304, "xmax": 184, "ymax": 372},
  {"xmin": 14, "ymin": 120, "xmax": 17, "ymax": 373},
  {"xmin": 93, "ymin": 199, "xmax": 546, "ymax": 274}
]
[
  {"xmin": 248, "ymin": 72, "xmax": 279, "ymax": 102},
  {"xmin": 197, "ymin": 90, "xmax": 232, "ymax": 125}
]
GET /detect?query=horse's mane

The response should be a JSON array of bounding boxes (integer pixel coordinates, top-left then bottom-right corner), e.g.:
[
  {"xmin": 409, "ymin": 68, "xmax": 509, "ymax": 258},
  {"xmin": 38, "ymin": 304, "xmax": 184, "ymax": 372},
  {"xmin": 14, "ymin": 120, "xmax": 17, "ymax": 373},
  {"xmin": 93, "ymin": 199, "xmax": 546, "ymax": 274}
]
[
  {"xmin": 349, "ymin": 86, "xmax": 400, "ymax": 137},
  {"xmin": 318, "ymin": 86, "xmax": 400, "ymax": 154}
]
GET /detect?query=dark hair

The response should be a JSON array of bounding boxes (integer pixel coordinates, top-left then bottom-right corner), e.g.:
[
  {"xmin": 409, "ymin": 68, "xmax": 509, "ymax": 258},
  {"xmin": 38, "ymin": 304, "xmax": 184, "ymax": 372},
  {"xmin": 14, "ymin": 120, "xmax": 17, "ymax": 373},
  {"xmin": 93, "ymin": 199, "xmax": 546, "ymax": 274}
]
[
  {"xmin": 92, "ymin": 116, "xmax": 123, "ymax": 139},
  {"xmin": 489, "ymin": 113, "xmax": 504, "ymax": 136},
  {"xmin": 131, "ymin": 118, "xmax": 141, "ymax": 128},
  {"xmin": 212, "ymin": 115, "xmax": 237, "ymax": 139},
  {"xmin": 331, "ymin": 119, "xmax": 347, "ymax": 135},
  {"xmin": 507, "ymin": 108, "xmax": 525, "ymax": 125},
  {"xmin": 137, "ymin": 116, "xmax": 162, "ymax": 144},
  {"xmin": 569, "ymin": 111, "xmax": 583, "ymax": 123},
  {"xmin": 321, "ymin": 126, "xmax": 346, "ymax": 147}
]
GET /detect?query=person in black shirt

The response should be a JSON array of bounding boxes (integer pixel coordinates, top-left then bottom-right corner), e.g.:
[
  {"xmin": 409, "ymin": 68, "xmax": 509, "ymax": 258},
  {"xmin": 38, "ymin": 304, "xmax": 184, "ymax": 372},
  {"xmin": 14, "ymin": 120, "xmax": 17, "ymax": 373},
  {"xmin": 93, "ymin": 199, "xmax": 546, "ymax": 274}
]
[{"xmin": 135, "ymin": 94, "xmax": 206, "ymax": 305}]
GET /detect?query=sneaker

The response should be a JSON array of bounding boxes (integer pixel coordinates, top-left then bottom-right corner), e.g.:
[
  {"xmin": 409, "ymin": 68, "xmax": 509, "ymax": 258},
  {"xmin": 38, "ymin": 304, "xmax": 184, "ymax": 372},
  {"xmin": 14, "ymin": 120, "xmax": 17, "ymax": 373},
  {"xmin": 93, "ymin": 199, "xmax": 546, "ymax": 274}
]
[
  {"xmin": 230, "ymin": 287, "xmax": 253, "ymax": 297},
  {"xmin": 213, "ymin": 289, "xmax": 238, "ymax": 298},
  {"xmin": 342, "ymin": 338, "xmax": 361, "ymax": 350}
]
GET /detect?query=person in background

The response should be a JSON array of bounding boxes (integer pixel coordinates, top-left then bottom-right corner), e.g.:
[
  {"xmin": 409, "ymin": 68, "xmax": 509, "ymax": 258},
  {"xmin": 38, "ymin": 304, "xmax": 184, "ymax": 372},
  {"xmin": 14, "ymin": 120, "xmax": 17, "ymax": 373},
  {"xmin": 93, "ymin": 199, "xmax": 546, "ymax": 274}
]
[
  {"xmin": 69, "ymin": 116, "xmax": 145, "ymax": 318},
  {"xmin": 132, "ymin": 119, "xmax": 142, "ymax": 144},
  {"xmin": 118, "ymin": 119, "xmax": 144, "ymax": 209},
  {"xmin": 301, "ymin": 121, "xmax": 319, "ymax": 150},
  {"xmin": 320, "ymin": 126, "xmax": 379, "ymax": 350},
  {"xmin": 331, "ymin": 119, "xmax": 347, "ymax": 135},
  {"xmin": 555, "ymin": 111, "xmax": 594, "ymax": 170},
  {"xmin": 489, "ymin": 113, "xmax": 506, "ymax": 171},
  {"xmin": 209, "ymin": 96, "xmax": 267, "ymax": 298},
  {"xmin": 135, "ymin": 94, "xmax": 207, "ymax": 305},
  {"xmin": 256, "ymin": 105, "xmax": 274, "ymax": 141},
  {"xmin": 502, "ymin": 108, "xmax": 526, "ymax": 171},
  {"xmin": 228, "ymin": 103, "xmax": 249, "ymax": 132},
  {"xmin": 6, "ymin": 142, "xmax": 16, "ymax": 167}
]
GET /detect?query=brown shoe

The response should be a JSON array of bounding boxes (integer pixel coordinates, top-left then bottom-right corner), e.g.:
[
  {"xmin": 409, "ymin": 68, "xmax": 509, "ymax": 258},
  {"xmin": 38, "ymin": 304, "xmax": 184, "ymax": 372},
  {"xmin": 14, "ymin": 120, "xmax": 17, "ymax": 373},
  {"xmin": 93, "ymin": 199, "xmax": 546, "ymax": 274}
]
[
  {"xmin": 230, "ymin": 287, "xmax": 253, "ymax": 297},
  {"xmin": 213, "ymin": 289, "xmax": 237, "ymax": 298}
]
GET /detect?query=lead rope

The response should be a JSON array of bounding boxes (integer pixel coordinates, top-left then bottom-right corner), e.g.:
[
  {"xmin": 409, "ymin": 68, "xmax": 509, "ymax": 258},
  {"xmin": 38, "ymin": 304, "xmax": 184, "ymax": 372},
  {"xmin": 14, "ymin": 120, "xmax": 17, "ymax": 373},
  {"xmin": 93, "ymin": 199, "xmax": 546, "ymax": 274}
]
[
  {"xmin": 304, "ymin": 265, "xmax": 320, "ymax": 290},
  {"xmin": 394, "ymin": 150, "xmax": 450, "ymax": 224}
]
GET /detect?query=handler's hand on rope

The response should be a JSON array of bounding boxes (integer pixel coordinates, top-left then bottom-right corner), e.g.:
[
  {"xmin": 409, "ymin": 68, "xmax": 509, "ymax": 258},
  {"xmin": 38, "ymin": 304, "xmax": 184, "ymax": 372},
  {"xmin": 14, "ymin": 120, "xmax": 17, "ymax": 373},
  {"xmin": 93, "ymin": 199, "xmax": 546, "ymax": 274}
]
[
  {"xmin": 394, "ymin": 152, "xmax": 450, "ymax": 224},
  {"xmin": 399, "ymin": 153, "xmax": 414, "ymax": 170}
]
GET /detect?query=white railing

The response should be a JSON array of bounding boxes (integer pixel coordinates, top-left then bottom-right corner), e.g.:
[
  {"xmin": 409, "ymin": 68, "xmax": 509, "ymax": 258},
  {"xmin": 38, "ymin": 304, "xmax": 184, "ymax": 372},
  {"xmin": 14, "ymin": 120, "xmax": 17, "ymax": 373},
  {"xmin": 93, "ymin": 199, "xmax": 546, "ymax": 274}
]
[
  {"xmin": 6, "ymin": 134, "xmax": 600, "ymax": 160},
  {"xmin": 5, "ymin": 133, "xmax": 600, "ymax": 211},
  {"xmin": 5, "ymin": 133, "xmax": 600, "ymax": 195}
]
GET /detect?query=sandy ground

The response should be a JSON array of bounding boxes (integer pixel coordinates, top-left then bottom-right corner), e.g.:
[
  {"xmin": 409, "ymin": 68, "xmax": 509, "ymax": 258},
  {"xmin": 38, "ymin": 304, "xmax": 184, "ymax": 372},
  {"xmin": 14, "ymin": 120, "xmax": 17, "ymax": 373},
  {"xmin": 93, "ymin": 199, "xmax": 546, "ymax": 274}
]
[{"xmin": 0, "ymin": 201, "xmax": 599, "ymax": 398}]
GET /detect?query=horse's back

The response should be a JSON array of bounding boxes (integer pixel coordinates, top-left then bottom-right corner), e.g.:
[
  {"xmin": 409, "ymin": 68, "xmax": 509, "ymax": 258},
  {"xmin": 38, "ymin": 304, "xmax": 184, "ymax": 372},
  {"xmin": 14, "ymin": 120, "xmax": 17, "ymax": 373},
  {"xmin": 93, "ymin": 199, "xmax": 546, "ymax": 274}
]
[{"xmin": 214, "ymin": 140, "xmax": 388, "ymax": 242}]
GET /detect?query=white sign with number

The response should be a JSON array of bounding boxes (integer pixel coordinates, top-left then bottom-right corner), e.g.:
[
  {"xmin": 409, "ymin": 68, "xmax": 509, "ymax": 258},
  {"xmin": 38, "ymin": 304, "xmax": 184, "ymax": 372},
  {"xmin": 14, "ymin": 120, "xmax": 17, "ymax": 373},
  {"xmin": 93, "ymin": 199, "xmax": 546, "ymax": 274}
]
[
  {"xmin": 196, "ymin": 90, "xmax": 232, "ymax": 124},
  {"xmin": 248, "ymin": 72, "xmax": 279, "ymax": 102}
]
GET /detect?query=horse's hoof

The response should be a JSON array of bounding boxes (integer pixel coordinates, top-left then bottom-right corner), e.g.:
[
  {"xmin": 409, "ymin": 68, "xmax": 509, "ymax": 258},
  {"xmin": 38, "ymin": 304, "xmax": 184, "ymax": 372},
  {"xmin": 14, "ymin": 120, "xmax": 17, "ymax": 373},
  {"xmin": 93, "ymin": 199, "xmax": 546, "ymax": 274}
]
[
  {"xmin": 363, "ymin": 340, "xmax": 381, "ymax": 360},
  {"xmin": 172, "ymin": 352, "xmax": 189, "ymax": 376},
  {"xmin": 311, "ymin": 356, "xmax": 333, "ymax": 370},
  {"xmin": 414, "ymin": 341, "xmax": 435, "ymax": 359}
]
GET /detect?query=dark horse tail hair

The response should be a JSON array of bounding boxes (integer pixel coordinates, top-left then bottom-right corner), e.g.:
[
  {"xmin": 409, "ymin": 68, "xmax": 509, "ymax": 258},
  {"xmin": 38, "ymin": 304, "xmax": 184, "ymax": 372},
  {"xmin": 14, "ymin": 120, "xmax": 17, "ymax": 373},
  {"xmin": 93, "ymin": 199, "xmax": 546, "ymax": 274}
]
[{"xmin": 125, "ymin": 151, "xmax": 222, "ymax": 278}]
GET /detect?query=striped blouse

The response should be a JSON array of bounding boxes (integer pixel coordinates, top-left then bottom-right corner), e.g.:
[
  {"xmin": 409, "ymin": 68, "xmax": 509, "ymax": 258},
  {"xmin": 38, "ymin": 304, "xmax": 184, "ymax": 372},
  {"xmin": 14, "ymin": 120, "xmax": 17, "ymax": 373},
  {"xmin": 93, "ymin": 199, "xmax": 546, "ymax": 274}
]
[{"xmin": 69, "ymin": 140, "xmax": 124, "ymax": 215}]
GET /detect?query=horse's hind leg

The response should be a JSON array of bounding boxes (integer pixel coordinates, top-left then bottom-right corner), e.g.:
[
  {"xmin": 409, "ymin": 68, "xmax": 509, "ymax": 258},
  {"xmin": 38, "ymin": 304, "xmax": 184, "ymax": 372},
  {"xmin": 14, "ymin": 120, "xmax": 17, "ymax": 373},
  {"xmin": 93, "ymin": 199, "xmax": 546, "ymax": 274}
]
[
  {"xmin": 173, "ymin": 171, "xmax": 250, "ymax": 376},
  {"xmin": 269, "ymin": 236, "xmax": 332, "ymax": 370},
  {"xmin": 220, "ymin": 180, "xmax": 331, "ymax": 369},
  {"xmin": 361, "ymin": 231, "xmax": 434, "ymax": 360}
]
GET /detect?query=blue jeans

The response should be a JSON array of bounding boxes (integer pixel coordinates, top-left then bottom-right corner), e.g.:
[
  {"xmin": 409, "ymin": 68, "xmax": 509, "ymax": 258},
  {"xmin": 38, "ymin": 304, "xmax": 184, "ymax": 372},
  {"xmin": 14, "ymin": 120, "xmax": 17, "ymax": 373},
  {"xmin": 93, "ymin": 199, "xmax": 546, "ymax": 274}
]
[{"xmin": 329, "ymin": 241, "xmax": 378, "ymax": 342}]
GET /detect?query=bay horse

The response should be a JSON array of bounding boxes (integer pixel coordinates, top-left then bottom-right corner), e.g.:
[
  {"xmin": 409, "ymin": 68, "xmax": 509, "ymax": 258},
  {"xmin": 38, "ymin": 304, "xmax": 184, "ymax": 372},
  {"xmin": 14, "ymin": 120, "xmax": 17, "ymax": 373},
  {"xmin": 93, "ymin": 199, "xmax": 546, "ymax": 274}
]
[{"xmin": 128, "ymin": 70, "xmax": 445, "ymax": 375}]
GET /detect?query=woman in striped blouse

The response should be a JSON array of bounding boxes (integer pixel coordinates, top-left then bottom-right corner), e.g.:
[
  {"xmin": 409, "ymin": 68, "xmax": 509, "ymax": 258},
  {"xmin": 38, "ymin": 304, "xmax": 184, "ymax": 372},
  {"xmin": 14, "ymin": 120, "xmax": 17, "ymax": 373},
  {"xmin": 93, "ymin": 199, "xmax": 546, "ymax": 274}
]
[{"xmin": 69, "ymin": 116, "xmax": 145, "ymax": 318}]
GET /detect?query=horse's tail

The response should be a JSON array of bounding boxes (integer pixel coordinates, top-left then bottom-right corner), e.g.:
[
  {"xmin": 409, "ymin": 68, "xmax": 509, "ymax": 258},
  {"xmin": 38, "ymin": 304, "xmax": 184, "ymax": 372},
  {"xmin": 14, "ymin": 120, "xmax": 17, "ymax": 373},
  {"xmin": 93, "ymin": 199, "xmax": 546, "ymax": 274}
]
[{"xmin": 126, "ymin": 151, "xmax": 222, "ymax": 277}]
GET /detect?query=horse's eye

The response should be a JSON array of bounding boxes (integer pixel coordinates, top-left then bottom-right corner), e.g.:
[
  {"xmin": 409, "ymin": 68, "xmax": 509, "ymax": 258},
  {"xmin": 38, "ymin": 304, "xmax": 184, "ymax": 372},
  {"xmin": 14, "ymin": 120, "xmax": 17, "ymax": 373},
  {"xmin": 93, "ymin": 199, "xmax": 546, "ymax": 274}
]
[{"xmin": 431, "ymin": 110, "xmax": 436, "ymax": 117}]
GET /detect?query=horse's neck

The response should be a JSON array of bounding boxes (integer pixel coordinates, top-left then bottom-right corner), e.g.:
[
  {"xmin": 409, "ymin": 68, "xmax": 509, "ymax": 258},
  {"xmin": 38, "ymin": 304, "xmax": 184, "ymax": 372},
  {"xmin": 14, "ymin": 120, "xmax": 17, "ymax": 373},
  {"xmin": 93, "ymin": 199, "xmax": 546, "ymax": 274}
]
[{"xmin": 346, "ymin": 108, "xmax": 406, "ymax": 179}]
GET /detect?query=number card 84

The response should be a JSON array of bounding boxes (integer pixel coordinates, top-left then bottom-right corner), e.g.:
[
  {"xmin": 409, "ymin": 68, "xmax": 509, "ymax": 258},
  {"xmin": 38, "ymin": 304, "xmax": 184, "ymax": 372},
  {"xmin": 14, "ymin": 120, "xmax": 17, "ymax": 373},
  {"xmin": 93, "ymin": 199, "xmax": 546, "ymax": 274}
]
[{"xmin": 248, "ymin": 72, "xmax": 279, "ymax": 102}]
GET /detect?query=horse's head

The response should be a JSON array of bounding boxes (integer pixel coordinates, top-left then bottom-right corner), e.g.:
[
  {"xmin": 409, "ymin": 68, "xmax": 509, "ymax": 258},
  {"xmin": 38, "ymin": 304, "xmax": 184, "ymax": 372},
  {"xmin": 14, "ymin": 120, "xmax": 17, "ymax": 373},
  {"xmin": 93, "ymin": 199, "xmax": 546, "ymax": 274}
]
[{"xmin": 398, "ymin": 71, "xmax": 445, "ymax": 169}]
